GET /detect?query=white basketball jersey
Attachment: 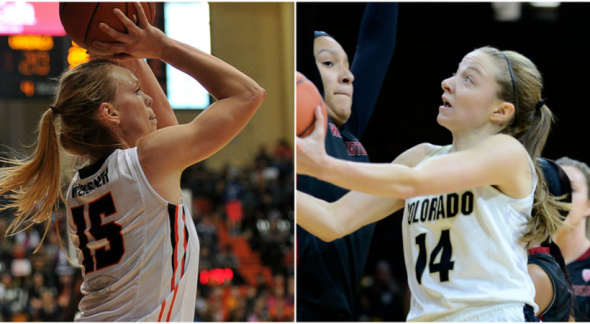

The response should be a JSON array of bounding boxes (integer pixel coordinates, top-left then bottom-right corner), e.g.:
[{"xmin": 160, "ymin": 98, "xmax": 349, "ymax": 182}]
[
  {"xmin": 402, "ymin": 145, "xmax": 537, "ymax": 322},
  {"xmin": 65, "ymin": 148, "xmax": 200, "ymax": 321}
]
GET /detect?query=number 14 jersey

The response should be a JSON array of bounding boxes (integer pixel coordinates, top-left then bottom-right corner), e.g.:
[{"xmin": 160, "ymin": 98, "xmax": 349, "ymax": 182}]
[
  {"xmin": 66, "ymin": 148, "xmax": 200, "ymax": 321},
  {"xmin": 402, "ymin": 145, "xmax": 537, "ymax": 321}
]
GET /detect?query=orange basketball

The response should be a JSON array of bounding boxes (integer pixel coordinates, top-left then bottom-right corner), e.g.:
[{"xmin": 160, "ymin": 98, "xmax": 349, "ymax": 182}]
[
  {"xmin": 59, "ymin": 2, "xmax": 156, "ymax": 54},
  {"xmin": 297, "ymin": 72, "xmax": 327, "ymax": 137}
]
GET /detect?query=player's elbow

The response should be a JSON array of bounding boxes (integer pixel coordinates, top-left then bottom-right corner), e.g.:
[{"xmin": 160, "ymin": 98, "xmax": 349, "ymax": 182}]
[
  {"xmin": 242, "ymin": 83, "xmax": 266, "ymax": 110},
  {"xmin": 316, "ymin": 227, "xmax": 344, "ymax": 243},
  {"xmin": 388, "ymin": 171, "xmax": 424, "ymax": 199},
  {"xmin": 394, "ymin": 183, "xmax": 422, "ymax": 199},
  {"xmin": 314, "ymin": 209, "xmax": 347, "ymax": 243}
]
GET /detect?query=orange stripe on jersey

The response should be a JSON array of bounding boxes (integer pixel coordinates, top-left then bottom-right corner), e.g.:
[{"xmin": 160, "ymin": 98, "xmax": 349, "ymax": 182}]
[
  {"xmin": 158, "ymin": 299, "xmax": 166, "ymax": 322},
  {"xmin": 181, "ymin": 207, "xmax": 188, "ymax": 276},
  {"xmin": 166, "ymin": 284, "xmax": 180, "ymax": 321},
  {"xmin": 172, "ymin": 205, "xmax": 180, "ymax": 291}
]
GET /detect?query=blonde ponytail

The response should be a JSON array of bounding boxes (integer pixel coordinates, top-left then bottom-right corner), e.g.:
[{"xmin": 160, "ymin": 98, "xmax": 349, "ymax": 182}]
[{"xmin": 0, "ymin": 108, "xmax": 63, "ymax": 238}]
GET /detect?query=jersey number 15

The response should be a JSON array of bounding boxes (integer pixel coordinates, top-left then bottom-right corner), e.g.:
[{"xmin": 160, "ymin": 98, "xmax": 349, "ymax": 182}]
[{"xmin": 70, "ymin": 192, "xmax": 125, "ymax": 274}]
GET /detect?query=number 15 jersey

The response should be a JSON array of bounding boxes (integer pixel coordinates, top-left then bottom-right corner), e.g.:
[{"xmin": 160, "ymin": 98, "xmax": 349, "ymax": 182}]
[
  {"xmin": 402, "ymin": 145, "xmax": 537, "ymax": 321},
  {"xmin": 66, "ymin": 148, "xmax": 200, "ymax": 322}
]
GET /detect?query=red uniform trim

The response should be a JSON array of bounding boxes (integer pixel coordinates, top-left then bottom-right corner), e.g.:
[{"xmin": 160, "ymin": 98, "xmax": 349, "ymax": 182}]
[
  {"xmin": 528, "ymin": 247, "xmax": 550, "ymax": 255},
  {"xmin": 166, "ymin": 284, "xmax": 180, "ymax": 321},
  {"xmin": 576, "ymin": 246, "xmax": 590, "ymax": 262},
  {"xmin": 158, "ymin": 300, "xmax": 166, "ymax": 322}
]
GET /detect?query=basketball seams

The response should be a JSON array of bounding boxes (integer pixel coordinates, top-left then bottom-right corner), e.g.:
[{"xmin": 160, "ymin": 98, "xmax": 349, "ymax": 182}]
[
  {"xmin": 296, "ymin": 77, "xmax": 309, "ymax": 86},
  {"xmin": 84, "ymin": 3, "xmax": 101, "ymax": 49},
  {"xmin": 61, "ymin": 2, "xmax": 155, "ymax": 53},
  {"xmin": 59, "ymin": 3, "xmax": 67, "ymax": 17}
]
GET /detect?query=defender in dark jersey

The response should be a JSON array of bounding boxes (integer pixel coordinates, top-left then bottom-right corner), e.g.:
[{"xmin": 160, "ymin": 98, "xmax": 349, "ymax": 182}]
[
  {"xmin": 296, "ymin": 3, "xmax": 398, "ymax": 321},
  {"xmin": 526, "ymin": 158, "xmax": 573, "ymax": 322},
  {"xmin": 555, "ymin": 157, "xmax": 590, "ymax": 321},
  {"xmin": 528, "ymin": 246, "xmax": 573, "ymax": 321}
]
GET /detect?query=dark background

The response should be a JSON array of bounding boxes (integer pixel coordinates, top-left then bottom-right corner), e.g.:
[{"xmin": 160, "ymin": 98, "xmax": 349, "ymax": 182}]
[{"xmin": 298, "ymin": 2, "xmax": 590, "ymax": 320}]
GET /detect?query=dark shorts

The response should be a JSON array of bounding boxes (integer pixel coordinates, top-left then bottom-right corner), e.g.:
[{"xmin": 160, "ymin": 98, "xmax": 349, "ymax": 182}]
[{"xmin": 524, "ymin": 304, "xmax": 540, "ymax": 322}]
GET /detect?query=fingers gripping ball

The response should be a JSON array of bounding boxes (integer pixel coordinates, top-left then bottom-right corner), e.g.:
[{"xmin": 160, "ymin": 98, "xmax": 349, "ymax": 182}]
[
  {"xmin": 297, "ymin": 72, "xmax": 328, "ymax": 137},
  {"xmin": 59, "ymin": 2, "xmax": 156, "ymax": 54}
]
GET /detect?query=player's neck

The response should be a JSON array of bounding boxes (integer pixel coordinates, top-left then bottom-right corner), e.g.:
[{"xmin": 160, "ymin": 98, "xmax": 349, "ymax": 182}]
[{"xmin": 554, "ymin": 226, "xmax": 590, "ymax": 263}]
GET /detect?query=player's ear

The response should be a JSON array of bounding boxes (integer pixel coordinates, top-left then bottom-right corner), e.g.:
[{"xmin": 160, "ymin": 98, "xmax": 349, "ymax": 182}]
[
  {"xmin": 490, "ymin": 101, "xmax": 515, "ymax": 123},
  {"xmin": 99, "ymin": 102, "xmax": 121, "ymax": 126}
]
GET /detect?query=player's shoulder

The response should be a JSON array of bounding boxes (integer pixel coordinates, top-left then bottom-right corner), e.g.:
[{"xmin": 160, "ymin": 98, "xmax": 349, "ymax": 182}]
[
  {"xmin": 476, "ymin": 133, "xmax": 525, "ymax": 153},
  {"xmin": 393, "ymin": 143, "xmax": 444, "ymax": 167}
]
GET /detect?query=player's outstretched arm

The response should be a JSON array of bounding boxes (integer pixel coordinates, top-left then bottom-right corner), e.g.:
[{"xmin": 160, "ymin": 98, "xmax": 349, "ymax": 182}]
[
  {"xmin": 298, "ymin": 107, "xmax": 532, "ymax": 199},
  {"xmin": 297, "ymin": 130, "xmax": 434, "ymax": 242},
  {"xmin": 297, "ymin": 189, "xmax": 404, "ymax": 242}
]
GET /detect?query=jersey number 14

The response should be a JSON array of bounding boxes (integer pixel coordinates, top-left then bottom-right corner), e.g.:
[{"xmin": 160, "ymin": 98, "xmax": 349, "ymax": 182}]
[{"xmin": 415, "ymin": 229, "xmax": 454, "ymax": 284}]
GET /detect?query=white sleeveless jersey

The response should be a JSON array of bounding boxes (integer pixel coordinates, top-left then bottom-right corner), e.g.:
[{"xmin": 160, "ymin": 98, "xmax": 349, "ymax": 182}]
[
  {"xmin": 402, "ymin": 145, "xmax": 537, "ymax": 322},
  {"xmin": 65, "ymin": 148, "xmax": 200, "ymax": 321}
]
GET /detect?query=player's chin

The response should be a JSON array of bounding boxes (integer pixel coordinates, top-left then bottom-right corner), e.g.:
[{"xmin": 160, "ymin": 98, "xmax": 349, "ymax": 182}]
[
  {"xmin": 436, "ymin": 115, "xmax": 461, "ymax": 133},
  {"xmin": 327, "ymin": 103, "xmax": 351, "ymax": 125}
]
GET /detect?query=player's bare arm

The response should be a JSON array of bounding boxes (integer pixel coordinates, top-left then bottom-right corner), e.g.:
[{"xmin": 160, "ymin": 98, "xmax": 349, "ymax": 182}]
[{"xmin": 297, "ymin": 142, "xmax": 438, "ymax": 241}]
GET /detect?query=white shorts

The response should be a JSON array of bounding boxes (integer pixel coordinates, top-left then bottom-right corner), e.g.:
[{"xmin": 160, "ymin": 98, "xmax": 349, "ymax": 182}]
[{"xmin": 430, "ymin": 303, "xmax": 525, "ymax": 322}]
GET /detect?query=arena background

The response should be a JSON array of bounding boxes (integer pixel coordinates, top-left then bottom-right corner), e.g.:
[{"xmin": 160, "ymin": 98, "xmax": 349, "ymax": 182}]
[
  {"xmin": 298, "ymin": 2, "xmax": 590, "ymax": 321},
  {"xmin": 0, "ymin": 2, "xmax": 294, "ymax": 321}
]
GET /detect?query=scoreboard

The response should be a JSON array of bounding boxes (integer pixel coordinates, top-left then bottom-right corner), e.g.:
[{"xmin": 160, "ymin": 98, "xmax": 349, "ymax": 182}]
[
  {"xmin": 0, "ymin": 35, "xmax": 72, "ymax": 98},
  {"xmin": 0, "ymin": 2, "xmax": 73, "ymax": 98},
  {"xmin": 0, "ymin": 2, "xmax": 195, "ymax": 109}
]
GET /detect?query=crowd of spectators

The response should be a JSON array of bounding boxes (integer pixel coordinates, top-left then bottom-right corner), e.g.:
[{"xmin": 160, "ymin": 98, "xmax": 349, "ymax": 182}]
[{"xmin": 0, "ymin": 138, "xmax": 294, "ymax": 322}]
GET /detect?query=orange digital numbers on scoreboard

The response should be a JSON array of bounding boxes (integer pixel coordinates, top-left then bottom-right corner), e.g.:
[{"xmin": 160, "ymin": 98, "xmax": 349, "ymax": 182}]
[{"xmin": 18, "ymin": 51, "xmax": 50, "ymax": 76}]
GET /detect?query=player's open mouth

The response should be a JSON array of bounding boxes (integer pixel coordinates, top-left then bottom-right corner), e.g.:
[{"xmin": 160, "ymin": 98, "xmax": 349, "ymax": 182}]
[{"xmin": 442, "ymin": 97, "xmax": 452, "ymax": 107}]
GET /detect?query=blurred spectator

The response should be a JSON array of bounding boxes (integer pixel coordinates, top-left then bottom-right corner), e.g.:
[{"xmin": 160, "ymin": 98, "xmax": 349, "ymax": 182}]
[
  {"xmin": 200, "ymin": 246, "xmax": 214, "ymax": 270},
  {"xmin": 0, "ymin": 272, "xmax": 27, "ymax": 321},
  {"xmin": 357, "ymin": 260, "xmax": 405, "ymax": 321},
  {"xmin": 214, "ymin": 245, "xmax": 240, "ymax": 272},
  {"xmin": 38, "ymin": 289, "xmax": 61, "ymax": 321},
  {"xmin": 196, "ymin": 215, "xmax": 220, "ymax": 254},
  {"xmin": 247, "ymin": 295, "xmax": 269, "ymax": 322},
  {"xmin": 223, "ymin": 170, "xmax": 244, "ymax": 236},
  {"xmin": 14, "ymin": 227, "xmax": 40, "ymax": 253},
  {"xmin": 273, "ymin": 139, "xmax": 293, "ymax": 183},
  {"xmin": 27, "ymin": 272, "xmax": 55, "ymax": 321},
  {"xmin": 254, "ymin": 144, "xmax": 273, "ymax": 171},
  {"xmin": 10, "ymin": 243, "xmax": 31, "ymax": 278},
  {"xmin": 227, "ymin": 296, "xmax": 248, "ymax": 321}
]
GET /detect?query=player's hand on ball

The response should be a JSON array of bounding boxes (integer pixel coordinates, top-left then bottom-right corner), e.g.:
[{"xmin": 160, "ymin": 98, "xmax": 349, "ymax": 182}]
[
  {"xmin": 296, "ymin": 105, "xmax": 329, "ymax": 177},
  {"xmin": 92, "ymin": 2, "xmax": 168, "ymax": 60}
]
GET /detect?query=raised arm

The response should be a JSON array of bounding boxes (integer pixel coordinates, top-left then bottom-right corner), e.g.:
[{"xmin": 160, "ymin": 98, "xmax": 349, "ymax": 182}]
[
  {"xmin": 93, "ymin": 3, "xmax": 265, "ymax": 203},
  {"xmin": 94, "ymin": 3, "xmax": 266, "ymax": 170},
  {"xmin": 346, "ymin": 3, "xmax": 398, "ymax": 137}
]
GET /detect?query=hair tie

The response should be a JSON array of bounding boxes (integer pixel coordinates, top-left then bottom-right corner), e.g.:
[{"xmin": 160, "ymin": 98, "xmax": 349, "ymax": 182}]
[
  {"xmin": 49, "ymin": 106, "xmax": 58, "ymax": 115},
  {"xmin": 535, "ymin": 100, "xmax": 545, "ymax": 110},
  {"xmin": 314, "ymin": 30, "xmax": 331, "ymax": 39},
  {"xmin": 501, "ymin": 52, "xmax": 519, "ymax": 113}
]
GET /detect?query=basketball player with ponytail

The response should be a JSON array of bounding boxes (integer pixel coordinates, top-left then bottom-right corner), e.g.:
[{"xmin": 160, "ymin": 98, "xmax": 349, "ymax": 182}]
[
  {"xmin": 297, "ymin": 46, "xmax": 566, "ymax": 321},
  {"xmin": 0, "ymin": 3, "xmax": 265, "ymax": 321}
]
